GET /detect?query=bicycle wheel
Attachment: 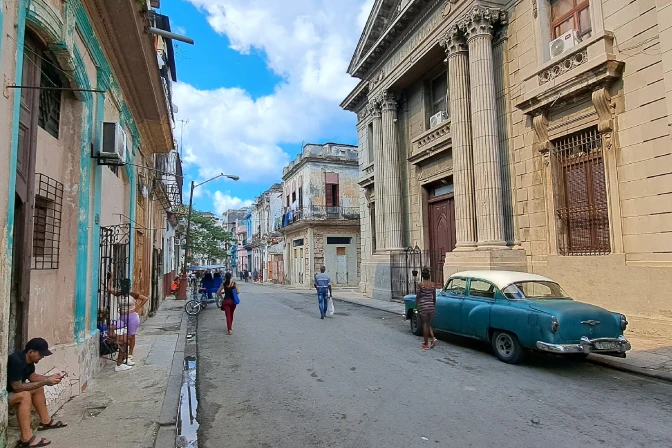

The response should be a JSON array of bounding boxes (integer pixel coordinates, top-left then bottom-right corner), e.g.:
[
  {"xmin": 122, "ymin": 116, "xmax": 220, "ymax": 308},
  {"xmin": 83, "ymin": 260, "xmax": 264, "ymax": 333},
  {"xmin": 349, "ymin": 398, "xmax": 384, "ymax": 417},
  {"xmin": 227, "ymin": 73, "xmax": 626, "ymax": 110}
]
[
  {"xmin": 216, "ymin": 295, "xmax": 223, "ymax": 308},
  {"xmin": 185, "ymin": 300, "xmax": 201, "ymax": 316}
]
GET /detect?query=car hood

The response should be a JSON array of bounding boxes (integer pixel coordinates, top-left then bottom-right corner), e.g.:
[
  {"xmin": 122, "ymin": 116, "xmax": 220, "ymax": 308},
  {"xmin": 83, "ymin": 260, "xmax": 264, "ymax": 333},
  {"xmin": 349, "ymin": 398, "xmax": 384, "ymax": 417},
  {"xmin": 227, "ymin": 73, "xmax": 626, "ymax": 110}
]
[{"xmin": 527, "ymin": 300, "xmax": 621, "ymax": 341}]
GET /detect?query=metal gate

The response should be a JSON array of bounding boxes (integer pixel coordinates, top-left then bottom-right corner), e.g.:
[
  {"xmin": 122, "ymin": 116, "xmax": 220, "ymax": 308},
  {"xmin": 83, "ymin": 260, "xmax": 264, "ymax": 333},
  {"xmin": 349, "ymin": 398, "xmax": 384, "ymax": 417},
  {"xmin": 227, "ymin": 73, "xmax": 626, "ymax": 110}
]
[
  {"xmin": 97, "ymin": 224, "xmax": 131, "ymax": 360},
  {"xmin": 390, "ymin": 246, "xmax": 441, "ymax": 301}
]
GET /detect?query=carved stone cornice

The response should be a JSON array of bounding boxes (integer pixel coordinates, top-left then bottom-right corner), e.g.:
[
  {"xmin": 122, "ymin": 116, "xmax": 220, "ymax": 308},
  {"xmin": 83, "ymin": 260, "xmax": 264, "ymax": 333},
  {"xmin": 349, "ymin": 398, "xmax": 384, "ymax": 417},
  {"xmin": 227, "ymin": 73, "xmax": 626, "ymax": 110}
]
[
  {"xmin": 459, "ymin": 6, "xmax": 506, "ymax": 41},
  {"xmin": 440, "ymin": 25, "xmax": 467, "ymax": 57},
  {"xmin": 515, "ymin": 32, "xmax": 624, "ymax": 116}
]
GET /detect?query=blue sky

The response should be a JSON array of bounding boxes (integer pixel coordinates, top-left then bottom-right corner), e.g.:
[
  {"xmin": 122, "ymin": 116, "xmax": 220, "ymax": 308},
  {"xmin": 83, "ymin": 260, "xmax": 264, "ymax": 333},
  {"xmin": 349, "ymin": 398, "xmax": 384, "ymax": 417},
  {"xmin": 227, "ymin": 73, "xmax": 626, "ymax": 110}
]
[{"xmin": 155, "ymin": 0, "xmax": 374, "ymax": 214}]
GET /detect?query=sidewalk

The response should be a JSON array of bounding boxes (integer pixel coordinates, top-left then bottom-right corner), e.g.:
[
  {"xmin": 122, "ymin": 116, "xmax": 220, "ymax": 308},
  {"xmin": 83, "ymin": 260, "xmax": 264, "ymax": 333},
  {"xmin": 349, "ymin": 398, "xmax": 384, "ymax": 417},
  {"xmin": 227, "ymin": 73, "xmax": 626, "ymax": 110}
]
[
  {"xmin": 8, "ymin": 297, "xmax": 188, "ymax": 448},
  {"xmin": 265, "ymin": 282, "xmax": 672, "ymax": 382}
]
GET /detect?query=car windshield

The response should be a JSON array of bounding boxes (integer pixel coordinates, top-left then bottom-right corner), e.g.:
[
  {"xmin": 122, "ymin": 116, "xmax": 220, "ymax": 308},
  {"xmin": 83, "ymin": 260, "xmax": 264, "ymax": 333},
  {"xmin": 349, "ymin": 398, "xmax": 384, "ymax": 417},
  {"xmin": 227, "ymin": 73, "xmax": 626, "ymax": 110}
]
[{"xmin": 502, "ymin": 281, "xmax": 571, "ymax": 300}]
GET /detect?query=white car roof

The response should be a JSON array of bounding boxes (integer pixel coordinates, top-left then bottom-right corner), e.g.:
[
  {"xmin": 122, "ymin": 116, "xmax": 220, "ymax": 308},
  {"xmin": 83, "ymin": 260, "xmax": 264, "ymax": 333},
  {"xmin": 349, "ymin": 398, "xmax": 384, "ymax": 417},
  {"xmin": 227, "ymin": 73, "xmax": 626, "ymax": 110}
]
[{"xmin": 449, "ymin": 270, "xmax": 556, "ymax": 290}]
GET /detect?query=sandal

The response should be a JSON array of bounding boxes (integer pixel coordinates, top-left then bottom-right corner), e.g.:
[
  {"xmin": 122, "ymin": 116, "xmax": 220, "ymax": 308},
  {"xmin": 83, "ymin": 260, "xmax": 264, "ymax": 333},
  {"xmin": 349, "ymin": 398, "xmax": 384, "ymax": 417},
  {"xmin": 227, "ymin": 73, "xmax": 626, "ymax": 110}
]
[
  {"xmin": 430, "ymin": 338, "xmax": 438, "ymax": 348},
  {"xmin": 421, "ymin": 343, "xmax": 430, "ymax": 350},
  {"xmin": 38, "ymin": 419, "xmax": 67, "ymax": 431},
  {"xmin": 17, "ymin": 435, "xmax": 51, "ymax": 447}
]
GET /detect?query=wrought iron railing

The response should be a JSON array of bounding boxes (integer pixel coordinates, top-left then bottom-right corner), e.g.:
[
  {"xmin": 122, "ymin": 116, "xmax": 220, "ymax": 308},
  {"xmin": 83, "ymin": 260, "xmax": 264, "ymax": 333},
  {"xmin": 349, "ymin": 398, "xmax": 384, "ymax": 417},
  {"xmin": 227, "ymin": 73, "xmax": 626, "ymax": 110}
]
[
  {"xmin": 278, "ymin": 205, "xmax": 359, "ymax": 228},
  {"xmin": 154, "ymin": 151, "xmax": 183, "ymax": 211}
]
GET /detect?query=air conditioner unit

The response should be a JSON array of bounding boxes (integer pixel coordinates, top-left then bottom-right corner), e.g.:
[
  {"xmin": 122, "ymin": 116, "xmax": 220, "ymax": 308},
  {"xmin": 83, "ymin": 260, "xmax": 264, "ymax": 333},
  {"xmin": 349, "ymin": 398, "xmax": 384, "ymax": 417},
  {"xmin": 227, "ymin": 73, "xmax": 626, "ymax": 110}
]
[
  {"xmin": 549, "ymin": 30, "xmax": 582, "ymax": 59},
  {"xmin": 100, "ymin": 122, "xmax": 127, "ymax": 163},
  {"xmin": 429, "ymin": 111, "xmax": 448, "ymax": 128}
]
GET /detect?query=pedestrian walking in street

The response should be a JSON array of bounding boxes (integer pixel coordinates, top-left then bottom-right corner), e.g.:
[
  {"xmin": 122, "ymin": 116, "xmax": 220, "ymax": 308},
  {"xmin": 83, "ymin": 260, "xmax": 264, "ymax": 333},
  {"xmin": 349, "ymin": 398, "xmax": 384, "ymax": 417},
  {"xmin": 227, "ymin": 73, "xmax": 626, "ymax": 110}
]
[
  {"xmin": 416, "ymin": 267, "xmax": 438, "ymax": 350},
  {"xmin": 314, "ymin": 266, "xmax": 332, "ymax": 320},
  {"xmin": 244, "ymin": 270, "xmax": 249, "ymax": 282},
  {"xmin": 218, "ymin": 272, "xmax": 240, "ymax": 335},
  {"xmin": 7, "ymin": 338, "xmax": 68, "ymax": 447},
  {"xmin": 107, "ymin": 273, "xmax": 149, "ymax": 361}
]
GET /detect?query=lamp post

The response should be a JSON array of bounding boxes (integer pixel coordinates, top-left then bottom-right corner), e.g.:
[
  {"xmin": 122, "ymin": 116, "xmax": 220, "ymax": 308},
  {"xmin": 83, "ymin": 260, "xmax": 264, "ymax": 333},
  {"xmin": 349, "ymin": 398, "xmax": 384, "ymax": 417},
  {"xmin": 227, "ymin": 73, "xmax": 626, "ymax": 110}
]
[{"xmin": 178, "ymin": 173, "xmax": 239, "ymax": 299}]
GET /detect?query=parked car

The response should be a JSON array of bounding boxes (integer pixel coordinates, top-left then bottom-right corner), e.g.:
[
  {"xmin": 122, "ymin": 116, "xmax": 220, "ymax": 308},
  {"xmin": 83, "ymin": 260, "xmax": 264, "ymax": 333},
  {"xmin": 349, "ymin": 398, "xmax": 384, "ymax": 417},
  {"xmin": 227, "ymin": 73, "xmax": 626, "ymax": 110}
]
[{"xmin": 404, "ymin": 270, "xmax": 631, "ymax": 364}]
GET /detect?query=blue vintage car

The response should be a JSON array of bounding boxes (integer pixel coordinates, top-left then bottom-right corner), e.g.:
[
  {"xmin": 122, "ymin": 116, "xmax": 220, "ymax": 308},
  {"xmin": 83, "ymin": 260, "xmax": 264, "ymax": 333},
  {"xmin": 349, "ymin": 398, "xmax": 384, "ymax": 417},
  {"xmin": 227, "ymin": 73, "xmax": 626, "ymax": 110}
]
[{"xmin": 404, "ymin": 270, "xmax": 631, "ymax": 364}]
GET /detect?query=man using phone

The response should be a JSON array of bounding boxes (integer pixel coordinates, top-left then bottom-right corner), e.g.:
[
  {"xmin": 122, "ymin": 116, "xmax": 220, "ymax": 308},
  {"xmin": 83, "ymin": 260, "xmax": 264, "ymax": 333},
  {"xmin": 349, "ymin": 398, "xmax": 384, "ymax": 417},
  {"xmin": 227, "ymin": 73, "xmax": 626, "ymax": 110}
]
[{"xmin": 7, "ymin": 338, "xmax": 68, "ymax": 447}]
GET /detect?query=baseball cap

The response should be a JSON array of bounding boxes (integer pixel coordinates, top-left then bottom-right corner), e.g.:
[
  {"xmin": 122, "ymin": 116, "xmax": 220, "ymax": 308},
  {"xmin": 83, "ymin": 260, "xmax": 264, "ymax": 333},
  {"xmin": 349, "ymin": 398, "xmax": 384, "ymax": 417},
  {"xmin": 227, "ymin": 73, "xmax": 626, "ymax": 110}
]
[{"xmin": 25, "ymin": 338, "xmax": 53, "ymax": 356}]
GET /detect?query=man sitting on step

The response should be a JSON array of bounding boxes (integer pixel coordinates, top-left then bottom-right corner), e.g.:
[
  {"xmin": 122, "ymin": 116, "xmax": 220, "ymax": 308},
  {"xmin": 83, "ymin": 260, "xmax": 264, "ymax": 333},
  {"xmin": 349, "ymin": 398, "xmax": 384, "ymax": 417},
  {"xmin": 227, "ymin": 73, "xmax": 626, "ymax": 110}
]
[{"xmin": 7, "ymin": 338, "xmax": 68, "ymax": 447}]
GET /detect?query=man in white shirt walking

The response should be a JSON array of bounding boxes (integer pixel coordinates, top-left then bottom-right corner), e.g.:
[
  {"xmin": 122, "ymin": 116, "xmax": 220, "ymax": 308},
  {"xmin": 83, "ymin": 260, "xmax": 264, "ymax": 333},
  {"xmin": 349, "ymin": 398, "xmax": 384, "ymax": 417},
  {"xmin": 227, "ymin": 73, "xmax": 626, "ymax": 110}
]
[{"xmin": 314, "ymin": 266, "xmax": 332, "ymax": 320}]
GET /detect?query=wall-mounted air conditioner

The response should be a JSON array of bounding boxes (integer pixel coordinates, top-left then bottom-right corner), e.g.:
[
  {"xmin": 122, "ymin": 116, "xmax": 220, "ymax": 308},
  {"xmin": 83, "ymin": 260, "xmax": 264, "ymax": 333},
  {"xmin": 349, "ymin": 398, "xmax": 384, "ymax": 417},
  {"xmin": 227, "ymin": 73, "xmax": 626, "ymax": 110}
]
[
  {"xmin": 549, "ymin": 30, "xmax": 582, "ymax": 59},
  {"xmin": 100, "ymin": 122, "xmax": 127, "ymax": 163},
  {"xmin": 429, "ymin": 111, "xmax": 448, "ymax": 129}
]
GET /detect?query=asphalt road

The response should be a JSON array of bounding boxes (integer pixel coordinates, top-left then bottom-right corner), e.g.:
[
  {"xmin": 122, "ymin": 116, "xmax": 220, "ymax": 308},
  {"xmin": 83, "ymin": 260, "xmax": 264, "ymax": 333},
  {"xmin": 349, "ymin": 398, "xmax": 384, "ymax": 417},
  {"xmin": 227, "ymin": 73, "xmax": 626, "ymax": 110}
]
[{"xmin": 196, "ymin": 283, "xmax": 672, "ymax": 448}]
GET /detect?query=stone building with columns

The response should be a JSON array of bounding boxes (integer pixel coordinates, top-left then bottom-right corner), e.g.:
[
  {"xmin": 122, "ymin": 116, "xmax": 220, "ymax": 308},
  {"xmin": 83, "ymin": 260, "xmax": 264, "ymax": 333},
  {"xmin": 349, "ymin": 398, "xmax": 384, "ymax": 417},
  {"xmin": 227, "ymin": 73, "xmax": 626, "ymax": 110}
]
[{"xmin": 342, "ymin": 0, "xmax": 672, "ymax": 322}]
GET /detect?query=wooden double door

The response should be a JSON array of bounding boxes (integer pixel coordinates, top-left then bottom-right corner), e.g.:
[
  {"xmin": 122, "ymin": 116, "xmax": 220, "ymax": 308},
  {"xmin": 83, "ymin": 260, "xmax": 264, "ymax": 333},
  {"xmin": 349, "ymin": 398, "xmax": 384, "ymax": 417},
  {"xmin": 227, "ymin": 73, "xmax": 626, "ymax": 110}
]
[
  {"xmin": 427, "ymin": 194, "xmax": 456, "ymax": 288},
  {"xmin": 10, "ymin": 36, "xmax": 41, "ymax": 351}
]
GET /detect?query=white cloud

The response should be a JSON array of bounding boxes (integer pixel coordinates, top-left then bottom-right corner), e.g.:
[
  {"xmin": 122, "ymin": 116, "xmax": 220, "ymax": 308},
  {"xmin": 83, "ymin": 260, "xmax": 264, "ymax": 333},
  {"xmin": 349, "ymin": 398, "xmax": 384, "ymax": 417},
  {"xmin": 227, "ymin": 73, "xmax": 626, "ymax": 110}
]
[
  {"xmin": 213, "ymin": 191, "xmax": 253, "ymax": 215},
  {"xmin": 174, "ymin": 0, "xmax": 373, "ymax": 186}
]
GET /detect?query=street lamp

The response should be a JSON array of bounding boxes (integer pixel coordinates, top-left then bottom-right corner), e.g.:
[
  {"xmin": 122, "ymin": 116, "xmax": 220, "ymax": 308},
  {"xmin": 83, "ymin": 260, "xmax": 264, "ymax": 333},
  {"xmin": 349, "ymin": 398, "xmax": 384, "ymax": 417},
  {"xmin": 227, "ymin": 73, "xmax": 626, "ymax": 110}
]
[{"xmin": 178, "ymin": 173, "xmax": 239, "ymax": 299}]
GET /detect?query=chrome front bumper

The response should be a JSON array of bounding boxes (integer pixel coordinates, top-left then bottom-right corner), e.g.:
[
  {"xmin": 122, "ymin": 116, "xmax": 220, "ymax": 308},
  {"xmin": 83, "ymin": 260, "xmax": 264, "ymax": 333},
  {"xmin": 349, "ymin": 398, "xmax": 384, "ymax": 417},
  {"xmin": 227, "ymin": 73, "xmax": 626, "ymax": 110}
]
[{"xmin": 536, "ymin": 336, "xmax": 631, "ymax": 356}]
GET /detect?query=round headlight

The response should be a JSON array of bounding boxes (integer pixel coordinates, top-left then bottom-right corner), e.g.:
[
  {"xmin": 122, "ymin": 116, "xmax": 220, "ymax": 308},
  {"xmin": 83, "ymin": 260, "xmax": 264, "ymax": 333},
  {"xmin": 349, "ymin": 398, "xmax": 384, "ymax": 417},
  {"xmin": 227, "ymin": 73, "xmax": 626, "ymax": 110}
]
[
  {"xmin": 620, "ymin": 314, "xmax": 628, "ymax": 331},
  {"xmin": 551, "ymin": 316, "xmax": 559, "ymax": 333}
]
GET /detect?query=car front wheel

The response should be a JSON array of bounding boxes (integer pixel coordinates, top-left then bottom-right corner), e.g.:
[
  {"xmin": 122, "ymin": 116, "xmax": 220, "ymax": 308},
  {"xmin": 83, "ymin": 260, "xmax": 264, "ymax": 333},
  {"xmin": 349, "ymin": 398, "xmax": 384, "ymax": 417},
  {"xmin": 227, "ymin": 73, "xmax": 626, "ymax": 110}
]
[
  {"xmin": 491, "ymin": 331, "xmax": 524, "ymax": 364},
  {"xmin": 410, "ymin": 311, "xmax": 423, "ymax": 336}
]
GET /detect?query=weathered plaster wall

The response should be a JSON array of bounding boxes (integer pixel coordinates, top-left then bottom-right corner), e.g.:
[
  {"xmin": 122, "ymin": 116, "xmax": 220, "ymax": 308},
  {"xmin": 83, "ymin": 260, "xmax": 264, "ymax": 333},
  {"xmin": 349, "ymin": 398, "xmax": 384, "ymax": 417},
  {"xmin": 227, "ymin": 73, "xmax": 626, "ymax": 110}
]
[
  {"xmin": 0, "ymin": 0, "xmax": 21, "ymax": 442},
  {"xmin": 314, "ymin": 226, "xmax": 361, "ymax": 287}
]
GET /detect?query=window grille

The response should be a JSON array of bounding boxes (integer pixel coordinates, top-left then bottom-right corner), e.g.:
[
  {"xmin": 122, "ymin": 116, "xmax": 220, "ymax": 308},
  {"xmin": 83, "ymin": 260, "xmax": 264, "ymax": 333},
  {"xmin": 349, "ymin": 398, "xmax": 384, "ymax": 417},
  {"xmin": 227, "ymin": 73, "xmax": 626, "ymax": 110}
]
[
  {"xmin": 38, "ymin": 57, "xmax": 62, "ymax": 139},
  {"xmin": 553, "ymin": 127, "xmax": 610, "ymax": 256},
  {"xmin": 32, "ymin": 174, "xmax": 64, "ymax": 269}
]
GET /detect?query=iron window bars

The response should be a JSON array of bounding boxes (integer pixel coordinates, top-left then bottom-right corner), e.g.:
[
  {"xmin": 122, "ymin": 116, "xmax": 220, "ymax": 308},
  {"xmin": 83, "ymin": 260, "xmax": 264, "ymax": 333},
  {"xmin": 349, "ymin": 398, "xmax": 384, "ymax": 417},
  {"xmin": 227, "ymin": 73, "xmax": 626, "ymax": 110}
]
[
  {"xmin": 32, "ymin": 174, "xmax": 64, "ymax": 269},
  {"xmin": 553, "ymin": 126, "xmax": 611, "ymax": 256}
]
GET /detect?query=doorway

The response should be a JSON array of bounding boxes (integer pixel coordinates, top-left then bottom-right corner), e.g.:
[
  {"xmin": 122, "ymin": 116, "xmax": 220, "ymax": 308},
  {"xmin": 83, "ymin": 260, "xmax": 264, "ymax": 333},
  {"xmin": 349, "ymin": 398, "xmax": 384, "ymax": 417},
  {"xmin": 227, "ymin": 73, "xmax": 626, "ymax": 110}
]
[
  {"xmin": 427, "ymin": 190, "xmax": 456, "ymax": 288},
  {"xmin": 9, "ymin": 36, "xmax": 41, "ymax": 352}
]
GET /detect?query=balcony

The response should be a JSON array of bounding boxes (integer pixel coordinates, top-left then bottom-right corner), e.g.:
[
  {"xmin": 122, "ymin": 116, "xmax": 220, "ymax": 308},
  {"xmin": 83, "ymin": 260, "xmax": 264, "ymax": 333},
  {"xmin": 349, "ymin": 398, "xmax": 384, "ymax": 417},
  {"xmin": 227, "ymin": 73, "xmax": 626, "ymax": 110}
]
[
  {"xmin": 279, "ymin": 205, "xmax": 360, "ymax": 230},
  {"xmin": 153, "ymin": 151, "xmax": 182, "ymax": 211},
  {"xmin": 408, "ymin": 119, "xmax": 451, "ymax": 165}
]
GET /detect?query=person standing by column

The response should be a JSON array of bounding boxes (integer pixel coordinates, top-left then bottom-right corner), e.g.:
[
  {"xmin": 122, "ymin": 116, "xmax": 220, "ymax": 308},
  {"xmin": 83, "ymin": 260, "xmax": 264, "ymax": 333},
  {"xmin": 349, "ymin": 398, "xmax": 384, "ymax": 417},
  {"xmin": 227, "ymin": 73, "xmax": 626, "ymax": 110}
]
[
  {"xmin": 313, "ymin": 266, "xmax": 332, "ymax": 320},
  {"xmin": 217, "ymin": 272, "xmax": 240, "ymax": 335}
]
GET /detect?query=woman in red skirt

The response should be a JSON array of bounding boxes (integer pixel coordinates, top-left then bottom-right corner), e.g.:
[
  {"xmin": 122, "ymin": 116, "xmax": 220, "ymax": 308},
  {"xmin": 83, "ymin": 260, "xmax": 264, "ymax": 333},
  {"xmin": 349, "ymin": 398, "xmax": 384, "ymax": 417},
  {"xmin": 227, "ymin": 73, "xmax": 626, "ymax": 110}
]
[{"xmin": 217, "ymin": 272, "xmax": 240, "ymax": 335}]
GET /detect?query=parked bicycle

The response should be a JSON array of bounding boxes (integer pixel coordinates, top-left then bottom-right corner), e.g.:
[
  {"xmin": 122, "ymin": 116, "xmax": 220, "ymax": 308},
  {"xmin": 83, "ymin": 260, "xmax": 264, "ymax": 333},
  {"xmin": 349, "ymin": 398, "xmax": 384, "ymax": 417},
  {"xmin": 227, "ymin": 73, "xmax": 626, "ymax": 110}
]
[{"xmin": 185, "ymin": 287, "xmax": 223, "ymax": 316}]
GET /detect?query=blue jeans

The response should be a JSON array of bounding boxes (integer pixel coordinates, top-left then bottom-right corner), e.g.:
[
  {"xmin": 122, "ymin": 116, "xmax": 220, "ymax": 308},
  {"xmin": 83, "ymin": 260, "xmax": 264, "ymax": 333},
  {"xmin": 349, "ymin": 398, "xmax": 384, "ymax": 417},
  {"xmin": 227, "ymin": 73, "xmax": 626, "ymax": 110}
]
[{"xmin": 318, "ymin": 291, "xmax": 329, "ymax": 316}]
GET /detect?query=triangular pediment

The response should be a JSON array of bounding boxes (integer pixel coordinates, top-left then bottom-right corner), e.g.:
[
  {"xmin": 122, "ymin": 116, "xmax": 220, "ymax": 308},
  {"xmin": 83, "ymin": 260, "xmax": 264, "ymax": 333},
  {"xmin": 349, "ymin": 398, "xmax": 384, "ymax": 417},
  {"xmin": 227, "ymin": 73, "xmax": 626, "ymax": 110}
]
[{"xmin": 348, "ymin": 0, "xmax": 408, "ymax": 76}]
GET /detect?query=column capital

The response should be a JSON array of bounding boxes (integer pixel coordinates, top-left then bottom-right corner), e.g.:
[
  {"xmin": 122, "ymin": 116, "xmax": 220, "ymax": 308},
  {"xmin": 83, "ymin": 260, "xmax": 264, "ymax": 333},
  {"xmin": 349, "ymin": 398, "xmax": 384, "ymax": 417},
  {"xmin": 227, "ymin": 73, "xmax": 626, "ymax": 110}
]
[
  {"xmin": 381, "ymin": 91, "xmax": 397, "ymax": 111},
  {"xmin": 459, "ymin": 6, "xmax": 506, "ymax": 41},
  {"xmin": 440, "ymin": 25, "xmax": 468, "ymax": 57},
  {"xmin": 367, "ymin": 97, "xmax": 382, "ymax": 118}
]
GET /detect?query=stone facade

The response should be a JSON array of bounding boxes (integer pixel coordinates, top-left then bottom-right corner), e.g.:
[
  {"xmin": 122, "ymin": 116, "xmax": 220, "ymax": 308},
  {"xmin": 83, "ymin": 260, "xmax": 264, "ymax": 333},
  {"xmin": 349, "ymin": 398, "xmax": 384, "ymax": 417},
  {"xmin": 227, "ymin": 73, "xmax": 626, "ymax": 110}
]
[
  {"xmin": 342, "ymin": 0, "xmax": 672, "ymax": 321},
  {"xmin": 279, "ymin": 143, "xmax": 361, "ymax": 287}
]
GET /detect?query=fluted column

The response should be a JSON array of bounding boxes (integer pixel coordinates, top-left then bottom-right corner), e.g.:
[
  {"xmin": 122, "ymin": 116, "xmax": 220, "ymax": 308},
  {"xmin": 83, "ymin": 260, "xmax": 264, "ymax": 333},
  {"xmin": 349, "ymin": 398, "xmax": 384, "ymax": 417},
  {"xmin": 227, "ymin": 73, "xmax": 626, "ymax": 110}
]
[
  {"xmin": 441, "ymin": 26, "xmax": 477, "ymax": 250},
  {"xmin": 381, "ymin": 91, "xmax": 403, "ymax": 250},
  {"xmin": 461, "ymin": 6, "xmax": 508, "ymax": 249},
  {"xmin": 370, "ymin": 99, "xmax": 386, "ymax": 250}
]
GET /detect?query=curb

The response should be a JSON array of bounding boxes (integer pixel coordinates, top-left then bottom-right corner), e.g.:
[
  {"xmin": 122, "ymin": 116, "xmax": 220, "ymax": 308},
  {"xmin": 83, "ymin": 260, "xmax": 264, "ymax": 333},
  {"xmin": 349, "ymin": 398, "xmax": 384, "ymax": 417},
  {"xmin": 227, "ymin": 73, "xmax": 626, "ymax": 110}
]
[
  {"xmin": 331, "ymin": 296, "xmax": 405, "ymax": 316},
  {"xmin": 587, "ymin": 355, "xmax": 672, "ymax": 383},
  {"xmin": 154, "ymin": 305, "xmax": 188, "ymax": 447}
]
